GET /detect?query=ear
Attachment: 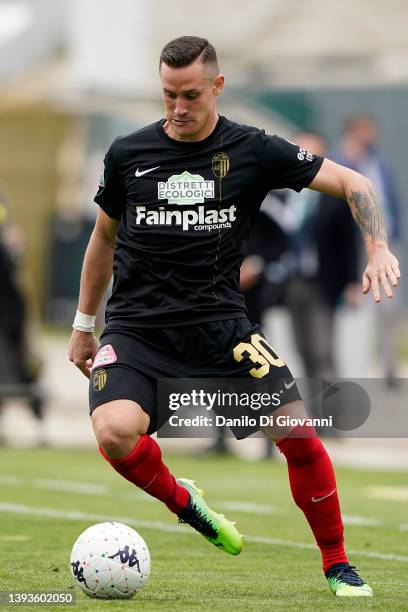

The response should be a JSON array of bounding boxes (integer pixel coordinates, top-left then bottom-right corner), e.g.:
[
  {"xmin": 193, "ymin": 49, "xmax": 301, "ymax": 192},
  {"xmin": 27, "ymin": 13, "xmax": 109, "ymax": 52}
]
[{"xmin": 213, "ymin": 74, "xmax": 224, "ymax": 96}]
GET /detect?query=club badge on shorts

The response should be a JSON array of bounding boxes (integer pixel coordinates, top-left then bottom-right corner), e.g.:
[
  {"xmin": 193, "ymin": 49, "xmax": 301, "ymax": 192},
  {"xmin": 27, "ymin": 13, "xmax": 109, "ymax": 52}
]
[{"xmin": 93, "ymin": 368, "xmax": 107, "ymax": 391}]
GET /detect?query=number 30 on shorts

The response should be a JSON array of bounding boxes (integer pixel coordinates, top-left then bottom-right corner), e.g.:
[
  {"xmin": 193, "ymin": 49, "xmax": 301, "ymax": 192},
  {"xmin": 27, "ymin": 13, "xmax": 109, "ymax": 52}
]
[{"xmin": 233, "ymin": 333, "xmax": 285, "ymax": 378}]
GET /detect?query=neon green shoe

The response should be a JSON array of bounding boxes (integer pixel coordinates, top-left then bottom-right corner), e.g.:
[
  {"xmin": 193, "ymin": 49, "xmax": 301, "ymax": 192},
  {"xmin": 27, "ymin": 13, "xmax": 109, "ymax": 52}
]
[
  {"xmin": 326, "ymin": 563, "xmax": 373, "ymax": 597},
  {"xmin": 176, "ymin": 478, "xmax": 243, "ymax": 555}
]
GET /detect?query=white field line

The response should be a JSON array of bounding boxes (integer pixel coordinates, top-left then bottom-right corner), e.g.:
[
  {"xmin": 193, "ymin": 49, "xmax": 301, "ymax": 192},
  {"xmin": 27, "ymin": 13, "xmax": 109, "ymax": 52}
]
[
  {"xmin": 1, "ymin": 502, "xmax": 408, "ymax": 564},
  {"xmin": 118, "ymin": 492, "xmax": 280, "ymax": 515},
  {"xmin": 0, "ymin": 503, "xmax": 182, "ymax": 534},
  {"xmin": 365, "ymin": 486, "xmax": 408, "ymax": 501},
  {"xmin": 216, "ymin": 501, "xmax": 280, "ymax": 515},
  {"xmin": 33, "ymin": 478, "xmax": 109, "ymax": 496},
  {"xmin": 0, "ymin": 475, "xmax": 24, "ymax": 485},
  {"xmin": 246, "ymin": 535, "xmax": 408, "ymax": 562},
  {"xmin": 1, "ymin": 474, "xmax": 279, "ymax": 513},
  {"xmin": 0, "ymin": 474, "xmax": 109, "ymax": 496},
  {"xmin": 0, "ymin": 473, "xmax": 400, "ymax": 527},
  {"xmin": 342, "ymin": 515, "xmax": 382, "ymax": 527}
]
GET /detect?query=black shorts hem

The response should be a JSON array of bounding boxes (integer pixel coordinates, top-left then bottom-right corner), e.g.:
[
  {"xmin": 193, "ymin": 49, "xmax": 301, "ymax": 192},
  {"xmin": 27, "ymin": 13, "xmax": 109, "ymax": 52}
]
[
  {"xmin": 105, "ymin": 312, "xmax": 247, "ymax": 329},
  {"xmin": 89, "ymin": 394, "xmax": 153, "ymax": 418}
]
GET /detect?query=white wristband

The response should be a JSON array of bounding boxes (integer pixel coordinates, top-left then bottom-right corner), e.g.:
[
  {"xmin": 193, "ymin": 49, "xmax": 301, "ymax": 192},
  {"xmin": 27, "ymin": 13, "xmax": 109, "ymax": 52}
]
[{"xmin": 73, "ymin": 310, "xmax": 96, "ymax": 332}]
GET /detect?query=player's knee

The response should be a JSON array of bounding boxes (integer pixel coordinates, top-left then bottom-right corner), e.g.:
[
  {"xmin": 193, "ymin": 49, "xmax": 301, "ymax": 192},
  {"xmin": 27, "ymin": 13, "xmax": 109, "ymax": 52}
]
[
  {"xmin": 93, "ymin": 416, "xmax": 129, "ymax": 454},
  {"xmin": 96, "ymin": 426, "xmax": 135, "ymax": 457},
  {"xmin": 92, "ymin": 406, "xmax": 147, "ymax": 457}
]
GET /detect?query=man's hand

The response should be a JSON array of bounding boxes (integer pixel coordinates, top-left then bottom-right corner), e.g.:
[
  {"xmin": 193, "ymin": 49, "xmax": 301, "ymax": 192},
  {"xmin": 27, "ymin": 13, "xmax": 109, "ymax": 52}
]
[
  {"xmin": 69, "ymin": 330, "xmax": 99, "ymax": 378},
  {"xmin": 362, "ymin": 243, "xmax": 401, "ymax": 302}
]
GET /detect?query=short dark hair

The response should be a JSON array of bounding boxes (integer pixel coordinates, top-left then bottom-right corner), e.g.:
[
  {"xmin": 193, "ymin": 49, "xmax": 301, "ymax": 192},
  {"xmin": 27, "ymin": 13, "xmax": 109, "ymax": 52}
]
[{"xmin": 159, "ymin": 36, "xmax": 219, "ymax": 74}]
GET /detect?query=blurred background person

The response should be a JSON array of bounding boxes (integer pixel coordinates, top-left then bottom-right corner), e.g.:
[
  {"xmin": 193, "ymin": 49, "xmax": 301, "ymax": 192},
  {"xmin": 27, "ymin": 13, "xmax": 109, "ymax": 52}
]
[
  {"xmin": 333, "ymin": 115, "xmax": 403, "ymax": 386},
  {"xmin": 283, "ymin": 131, "xmax": 362, "ymax": 385},
  {"xmin": 281, "ymin": 131, "xmax": 362, "ymax": 431},
  {"xmin": 208, "ymin": 130, "xmax": 362, "ymax": 451},
  {"xmin": 0, "ymin": 186, "xmax": 45, "ymax": 444},
  {"xmin": 239, "ymin": 131, "xmax": 361, "ymax": 435}
]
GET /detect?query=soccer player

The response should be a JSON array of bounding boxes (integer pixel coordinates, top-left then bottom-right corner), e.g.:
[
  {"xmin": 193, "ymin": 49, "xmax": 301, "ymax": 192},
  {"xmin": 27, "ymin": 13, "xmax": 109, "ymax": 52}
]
[{"xmin": 69, "ymin": 36, "xmax": 400, "ymax": 598}]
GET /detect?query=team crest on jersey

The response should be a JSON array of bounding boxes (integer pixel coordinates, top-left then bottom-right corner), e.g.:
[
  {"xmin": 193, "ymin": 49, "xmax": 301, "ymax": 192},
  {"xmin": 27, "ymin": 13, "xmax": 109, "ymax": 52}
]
[
  {"xmin": 158, "ymin": 171, "xmax": 214, "ymax": 205},
  {"xmin": 212, "ymin": 152, "xmax": 230, "ymax": 178}
]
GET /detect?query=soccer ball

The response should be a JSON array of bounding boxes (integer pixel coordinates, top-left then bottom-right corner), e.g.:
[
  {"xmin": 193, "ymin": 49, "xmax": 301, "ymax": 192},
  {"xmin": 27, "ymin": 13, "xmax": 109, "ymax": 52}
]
[{"xmin": 70, "ymin": 522, "xmax": 150, "ymax": 599}]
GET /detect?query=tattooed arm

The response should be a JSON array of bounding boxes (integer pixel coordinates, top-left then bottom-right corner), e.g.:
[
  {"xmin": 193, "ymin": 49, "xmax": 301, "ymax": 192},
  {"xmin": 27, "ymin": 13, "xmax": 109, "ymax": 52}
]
[{"xmin": 308, "ymin": 158, "xmax": 401, "ymax": 302}]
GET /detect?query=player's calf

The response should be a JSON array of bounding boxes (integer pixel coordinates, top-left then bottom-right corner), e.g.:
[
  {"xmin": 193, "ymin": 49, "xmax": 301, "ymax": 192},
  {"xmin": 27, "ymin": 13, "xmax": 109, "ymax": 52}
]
[{"xmin": 273, "ymin": 419, "xmax": 373, "ymax": 595}]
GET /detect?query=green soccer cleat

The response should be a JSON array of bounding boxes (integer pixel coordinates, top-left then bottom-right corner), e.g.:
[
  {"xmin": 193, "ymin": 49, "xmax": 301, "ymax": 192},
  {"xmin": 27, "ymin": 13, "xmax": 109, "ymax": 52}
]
[
  {"xmin": 176, "ymin": 478, "xmax": 243, "ymax": 555},
  {"xmin": 325, "ymin": 563, "xmax": 373, "ymax": 597}
]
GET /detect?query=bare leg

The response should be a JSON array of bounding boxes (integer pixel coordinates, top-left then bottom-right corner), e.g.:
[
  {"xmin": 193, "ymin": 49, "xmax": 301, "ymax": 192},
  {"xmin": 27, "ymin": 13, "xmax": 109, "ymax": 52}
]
[
  {"xmin": 92, "ymin": 399, "xmax": 188, "ymax": 514},
  {"xmin": 92, "ymin": 399, "xmax": 149, "ymax": 459}
]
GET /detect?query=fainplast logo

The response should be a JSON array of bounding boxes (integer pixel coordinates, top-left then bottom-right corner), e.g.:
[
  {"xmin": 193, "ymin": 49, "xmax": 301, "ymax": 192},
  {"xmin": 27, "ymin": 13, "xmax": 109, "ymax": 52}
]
[
  {"xmin": 135, "ymin": 204, "xmax": 236, "ymax": 232},
  {"xmin": 158, "ymin": 171, "xmax": 214, "ymax": 205}
]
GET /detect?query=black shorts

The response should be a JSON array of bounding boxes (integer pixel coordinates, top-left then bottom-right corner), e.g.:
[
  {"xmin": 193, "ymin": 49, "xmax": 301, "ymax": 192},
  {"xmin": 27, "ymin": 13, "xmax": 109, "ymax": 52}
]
[{"xmin": 89, "ymin": 318, "xmax": 301, "ymax": 438}]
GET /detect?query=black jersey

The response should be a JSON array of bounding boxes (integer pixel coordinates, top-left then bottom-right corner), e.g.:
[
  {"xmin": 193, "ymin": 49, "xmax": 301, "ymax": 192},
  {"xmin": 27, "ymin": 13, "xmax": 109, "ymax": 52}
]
[{"xmin": 94, "ymin": 116, "xmax": 323, "ymax": 327}]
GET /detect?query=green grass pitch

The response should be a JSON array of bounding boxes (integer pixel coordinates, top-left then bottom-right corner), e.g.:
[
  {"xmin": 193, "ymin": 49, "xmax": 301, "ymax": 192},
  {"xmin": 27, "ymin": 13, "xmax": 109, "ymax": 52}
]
[{"xmin": 0, "ymin": 447, "xmax": 408, "ymax": 610}]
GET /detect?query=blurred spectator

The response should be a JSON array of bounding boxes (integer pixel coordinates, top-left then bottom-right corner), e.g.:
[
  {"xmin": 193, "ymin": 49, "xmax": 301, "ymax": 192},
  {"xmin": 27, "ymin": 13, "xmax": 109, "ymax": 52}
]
[
  {"xmin": 0, "ymin": 187, "xmax": 45, "ymax": 444},
  {"xmin": 333, "ymin": 115, "xmax": 403, "ymax": 385},
  {"xmin": 207, "ymin": 129, "xmax": 363, "ymax": 452},
  {"xmin": 246, "ymin": 132, "xmax": 361, "ymax": 433},
  {"xmin": 283, "ymin": 131, "xmax": 361, "ymax": 384}
]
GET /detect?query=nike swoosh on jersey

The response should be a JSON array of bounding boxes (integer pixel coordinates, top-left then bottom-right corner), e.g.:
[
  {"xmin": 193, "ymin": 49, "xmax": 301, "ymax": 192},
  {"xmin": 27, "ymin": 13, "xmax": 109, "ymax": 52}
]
[
  {"xmin": 284, "ymin": 379, "xmax": 296, "ymax": 390},
  {"xmin": 311, "ymin": 488, "xmax": 336, "ymax": 503},
  {"xmin": 135, "ymin": 166, "xmax": 160, "ymax": 177}
]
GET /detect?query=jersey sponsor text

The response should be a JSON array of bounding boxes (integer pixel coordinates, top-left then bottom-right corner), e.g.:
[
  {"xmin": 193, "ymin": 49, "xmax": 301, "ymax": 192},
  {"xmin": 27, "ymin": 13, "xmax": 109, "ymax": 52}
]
[
  {"xmin": 135, "ymin": 204, "xmax": 236, "ymax": 232},
  {"xmin": 158, "ymin": 171, "xmax": 214, "ymax": 205}
]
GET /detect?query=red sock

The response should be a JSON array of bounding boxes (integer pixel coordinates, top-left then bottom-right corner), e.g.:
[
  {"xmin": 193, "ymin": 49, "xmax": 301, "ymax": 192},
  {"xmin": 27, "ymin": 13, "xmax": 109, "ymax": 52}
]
[
  {"xmin": 99, "ymin": 435, "xmax": 189, "ymax": 515},
  {"xmin": 277, "ymin": 425, "xmax": 348, "ymax": 572}
]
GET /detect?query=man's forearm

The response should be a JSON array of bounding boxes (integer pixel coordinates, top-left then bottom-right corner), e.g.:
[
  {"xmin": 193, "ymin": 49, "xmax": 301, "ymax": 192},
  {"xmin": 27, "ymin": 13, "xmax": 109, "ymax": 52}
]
[
  {"xmin": 346, "ymin": 181, "xmax": 388, "ymax": 250},
  {"xmin": 77, "ymin": 230, "xmax": 114, "ymax": 315},
  {"xmin": 309, "ymin": 159, "xmax": 389, "ymax": 253}
]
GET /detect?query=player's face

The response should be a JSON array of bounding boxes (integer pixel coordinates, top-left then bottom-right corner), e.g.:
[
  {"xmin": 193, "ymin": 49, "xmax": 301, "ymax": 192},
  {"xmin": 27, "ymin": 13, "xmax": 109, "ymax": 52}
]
[{"xmin": 160, "ymin": 60, "xmax": 224, "ymax": 141}]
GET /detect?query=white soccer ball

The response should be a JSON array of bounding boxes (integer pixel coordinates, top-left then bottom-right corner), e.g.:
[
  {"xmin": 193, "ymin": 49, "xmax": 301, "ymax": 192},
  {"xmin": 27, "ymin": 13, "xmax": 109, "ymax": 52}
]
[{"xmin": 70, "ymin": 522, "xmax": 150, "ymax": 599}]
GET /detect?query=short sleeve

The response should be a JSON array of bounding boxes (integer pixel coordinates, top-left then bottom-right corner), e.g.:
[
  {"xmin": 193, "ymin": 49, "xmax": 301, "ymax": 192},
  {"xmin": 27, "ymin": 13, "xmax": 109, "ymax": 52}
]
[
  {"xmin": 259, "ymin": 134, "xmax": 324, "ymax": 192},
  {"xmin": 93, "ymin": 143, "xmax": 125, "ymax": 220}
]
